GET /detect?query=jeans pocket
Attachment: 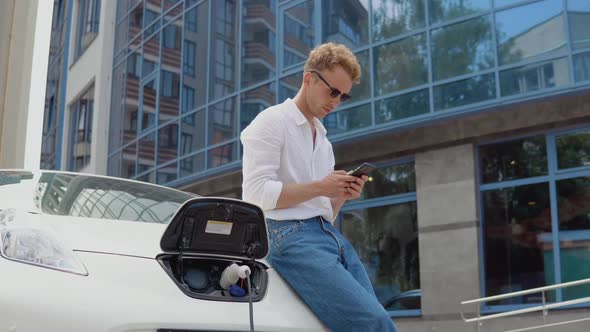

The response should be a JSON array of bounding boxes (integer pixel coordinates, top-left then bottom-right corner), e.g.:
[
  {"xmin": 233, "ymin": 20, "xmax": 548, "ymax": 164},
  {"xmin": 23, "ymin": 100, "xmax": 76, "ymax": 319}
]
[{"xmin": 267, "ymin": 220, "xmax": 303, "ymax": 247}]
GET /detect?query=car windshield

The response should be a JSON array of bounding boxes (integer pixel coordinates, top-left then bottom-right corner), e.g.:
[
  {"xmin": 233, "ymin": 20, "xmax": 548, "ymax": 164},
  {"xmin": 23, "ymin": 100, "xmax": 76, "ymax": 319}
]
[{"xmin": 0, "ymin": 171, "xmax": 196, "ymax": 224}]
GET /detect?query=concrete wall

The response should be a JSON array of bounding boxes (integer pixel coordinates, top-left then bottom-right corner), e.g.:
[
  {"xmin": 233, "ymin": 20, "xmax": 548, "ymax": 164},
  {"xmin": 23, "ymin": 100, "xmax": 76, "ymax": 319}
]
[
  {"xmin": 0, "ymin": 0, "xmax": 53, "ymax": 169},
  {"xmin": 0, "ymin": 0, "xmax": 15, "ymax": 141},
  {"xmin": 399, "ymin": 144, "xmax": 480, "ymax": 330}
]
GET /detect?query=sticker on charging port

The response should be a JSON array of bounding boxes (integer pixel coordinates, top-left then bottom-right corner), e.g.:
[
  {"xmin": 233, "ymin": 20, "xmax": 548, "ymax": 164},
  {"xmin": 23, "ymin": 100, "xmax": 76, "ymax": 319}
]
[{"xmin": 205, "ymin": 220, "xmax": 233, "ymax": 235}]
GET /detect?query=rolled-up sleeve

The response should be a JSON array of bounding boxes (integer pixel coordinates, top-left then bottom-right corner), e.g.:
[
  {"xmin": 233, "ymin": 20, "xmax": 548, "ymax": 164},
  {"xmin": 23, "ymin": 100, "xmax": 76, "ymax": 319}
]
[{"xmin": 240, "ymin": 112, "xmax": 284, "ymax": 210}]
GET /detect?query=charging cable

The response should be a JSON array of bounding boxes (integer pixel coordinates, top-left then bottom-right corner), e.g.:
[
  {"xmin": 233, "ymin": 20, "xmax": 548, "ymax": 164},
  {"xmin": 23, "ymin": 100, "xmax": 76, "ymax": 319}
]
[{"xmin": 245, "ymin": 268, "xmax": 254, "ymax": 332}]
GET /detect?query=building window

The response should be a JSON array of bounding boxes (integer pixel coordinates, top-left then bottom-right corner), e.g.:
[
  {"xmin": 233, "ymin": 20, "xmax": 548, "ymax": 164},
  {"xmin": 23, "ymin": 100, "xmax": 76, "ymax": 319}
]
[
  {"xmin": 282, "ymin": 1, "xmax": 315, "ymax": 69},
  {"xmin": 163, "ymin": 25, "xmax": 179, "ymax": 49},
  {"xmin": 68, "ymin": 86, "xmax": 94, "ymax": 171},
  {"xmin": 181, "ymin": 85, "xmax": 195, "ymax": 114},
  {"xmin": 339, "ymin": 160, "xmax": 421, "ymax": 316},
  {"xmin": 478, "ymin": 128, "xmax": 590, "ymax": 308},
  {"xmin": 126, "ymin": 53, "xmax": 141, "ymax": 78},
  {"xmin": 75, "ymin": 0, "xmax": 101, "ymax": 59},
  {"xmin": 183, "ymin": 41, "xmax": 196, "ymax": 77},
  {"xmin": 161, "ymin": 71, "xmax": 179, "ymax": 97},
  {"xmin": 186, "ymin": 5, "xmax": 197, "ymax": 32}
]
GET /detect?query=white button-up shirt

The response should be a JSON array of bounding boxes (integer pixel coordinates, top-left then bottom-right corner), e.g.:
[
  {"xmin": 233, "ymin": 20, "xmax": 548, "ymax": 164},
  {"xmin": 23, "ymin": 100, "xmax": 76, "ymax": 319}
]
[{"xmin": 241, "ymin": 98, "xmax": 335, "ymax": 222}]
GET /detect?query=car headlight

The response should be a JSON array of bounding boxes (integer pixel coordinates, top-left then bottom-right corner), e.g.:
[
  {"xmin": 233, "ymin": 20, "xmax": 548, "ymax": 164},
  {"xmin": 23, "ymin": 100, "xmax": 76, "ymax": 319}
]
[{"xmin": 0, "ymin": 209, "xmax": 88, "ymax": 276}]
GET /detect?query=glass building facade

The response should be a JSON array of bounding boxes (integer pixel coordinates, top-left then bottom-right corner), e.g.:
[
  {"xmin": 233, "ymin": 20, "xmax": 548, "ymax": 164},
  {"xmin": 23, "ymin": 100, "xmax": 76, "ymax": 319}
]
[
  {"xmin": 41, "ymin": 0, "xmax": 71, "ymax": 170},
  {"xmin": 107, "ymin": 0, "xmax": 590, "ymax": 186},
  {"xmin": 478, "ymin": 126, "xmax": 590, "ymax": 309},
  {"xmin": 102, "ymin": 0, "xmax": 590, "ymax": 317},
  {"xmin": 39, "ymin": 0, "xmax": 590, "ymax": 323}
]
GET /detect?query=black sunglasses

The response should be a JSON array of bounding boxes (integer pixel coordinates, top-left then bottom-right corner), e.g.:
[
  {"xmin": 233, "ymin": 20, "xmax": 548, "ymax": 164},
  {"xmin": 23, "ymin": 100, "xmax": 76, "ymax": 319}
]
[{"xmin": 308, "ymin": 70, "xmax": 351, "ymax": 102}]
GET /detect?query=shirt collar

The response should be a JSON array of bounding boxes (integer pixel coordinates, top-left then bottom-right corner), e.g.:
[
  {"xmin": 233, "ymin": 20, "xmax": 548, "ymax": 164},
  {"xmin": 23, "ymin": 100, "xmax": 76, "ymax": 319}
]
[{"xmin": 284, "ymin": 98, "xmax": 328, "ymax": 137}]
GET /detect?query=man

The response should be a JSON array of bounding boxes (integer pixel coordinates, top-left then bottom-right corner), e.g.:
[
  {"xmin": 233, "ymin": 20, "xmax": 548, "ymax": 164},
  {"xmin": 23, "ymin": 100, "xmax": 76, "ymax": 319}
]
[{"xmin": 241, "ymin": 43, "xmax": 397, "ymax": 332}]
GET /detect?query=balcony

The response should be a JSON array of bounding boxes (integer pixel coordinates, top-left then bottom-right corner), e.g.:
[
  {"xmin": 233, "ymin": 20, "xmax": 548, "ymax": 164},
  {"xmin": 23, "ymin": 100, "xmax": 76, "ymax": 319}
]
[
  {"xmin": 243, "ymin": 3, "xmax": 276, "ymax": 27},
  {"xmin": 244, "ymin": 42, "xmax": 275, "ymax": 68}
]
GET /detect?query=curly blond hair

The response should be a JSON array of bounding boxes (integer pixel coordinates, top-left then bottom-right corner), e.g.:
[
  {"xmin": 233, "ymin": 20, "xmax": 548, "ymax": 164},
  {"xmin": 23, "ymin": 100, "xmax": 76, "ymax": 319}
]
[{"xmin": 304, "ymin": 42, "xmax": 361, "ymax": 84}]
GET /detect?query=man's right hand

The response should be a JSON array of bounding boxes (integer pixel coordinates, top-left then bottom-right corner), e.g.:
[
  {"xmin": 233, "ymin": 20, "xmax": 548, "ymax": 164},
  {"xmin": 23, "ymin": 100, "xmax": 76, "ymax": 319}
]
[
  {"xmin": 319, "ymin": 171, "xmax": 358, "ymax": 199},
  {"xmin": 274, "ymin": 171, "xmax": 360, "ymax": 210}
]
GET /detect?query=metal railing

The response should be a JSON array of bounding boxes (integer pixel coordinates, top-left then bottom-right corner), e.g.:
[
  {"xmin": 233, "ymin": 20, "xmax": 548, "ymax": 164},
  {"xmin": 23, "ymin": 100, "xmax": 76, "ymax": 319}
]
[{"xmin": 460, "ymin": 278, "xmax": 590, "ymax": 332}]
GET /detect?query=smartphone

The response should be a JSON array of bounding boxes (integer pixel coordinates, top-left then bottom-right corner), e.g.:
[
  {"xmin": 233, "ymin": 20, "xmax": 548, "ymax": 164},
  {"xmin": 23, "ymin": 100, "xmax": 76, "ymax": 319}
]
[{"xmin": 347, "ymin": 162, "xmax": 377, "ymax": 177}]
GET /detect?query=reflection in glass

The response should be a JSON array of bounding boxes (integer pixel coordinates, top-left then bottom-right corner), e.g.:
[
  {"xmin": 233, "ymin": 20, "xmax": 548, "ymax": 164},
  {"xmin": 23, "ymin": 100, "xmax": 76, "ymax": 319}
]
[
  {"xmin": 180, "ymin": 110, "xmax": 206, "ymax": 156},
  {"xmin": 556, "ymin": 177, "xmax": 590, "ymax": 300},
  {"xmin": 129, "ymin": 2, "xmax": 144, "ymax": 43},
  {"xmin": 109, "ymin": 62, "xmax": 126, "ymax": 153},
  {"xmin": 556, "ymin": 130, "xmax": 590, "ymax": 169},
  {"xmin": 182, "ymin": 1, "xmax": 209, "ymax": 110},
  {"xmin": 428, "ymin": 0, "xmax": 490, "ymax": 24},
  {"xmin": 376, "ymin": 89, "xmax": 429, "ymax": 124},
  {"xmin": 494, "ymin": 0, "xmax": 529, "ymax": 7},
  {"xmin": 42, "ymin": 0, "xmax": 69, "ymax": 170},
  {"xmin": 122, "ymin": 143, "xmax": 137, "ymax": 178},
  {"xmin": 371, "ymin": 0, "xmax": 425, "ymax": 41},
  {"xmin": 240, "ymin": 83, "xmax": 276, "ymax": 132},
  {"xmin": 574, "ymin": 52, "xmax": 590, "ymax": 83},
  {"xmin": 360, "ymin": 161, "xmax": 416, "ymax": 199},
  {"xmin": 374, "ymin": 34, "xmax": 428, "ymax": 95},
  {"xmin": 209, "ymin": 98, "xmax": 237, "ymax": 146},
  {"xmin": 242, "ymin": 0, "xmax": 277, "ymax": 88},
  {"xmin": 500, "ymin": 58, "xmax": 570, "ymax": 97},
  {"xmin": 568, "ymin": 0, "xmax": 590, "ymax": 51},
  {"xmin": 157, "ymin": 122, "xmax": 179, "ymax": 164},
  {"xmin": 496, "ymin": 0, "xmax": 566, "ymax": 66},
  {"xmin": 180, "ymin": 152, "xmax": 206, "ymax": 177},
  {"xmin": 138, "ymin": 132, "xmax": 156, "ymax": 174},
  {"xmin": 123, "ymin": 51, "xmax": 141, "ymax": 146},
  {"xmin": 341, "ymin": 202, "xmax": 420, "ymax": 310},
  {"xmin": 479, "ymin": 136, "xmax": 547, "ymax": 184},
  {"xmin": 322, "ymin": 0, "xmax": 369, "ymax": 49},
  {"xmin": 433, "ymin": 73, "xmax": 495, "ymax": 111},
  {"xmin": 108, "ymin": 153, "xmax": 122, "ymax": 178},
  {"xmin": 482, "ymin": 183, "xmax": 553, "ymax": 304},
  {"xmin": 143, "ymin": 0, "xmax": 162, "ymax": 37},
  {"xmin": 115, "ymin": 16, "xmax": 130, "ymax": 58},
  {"xmin": 351, "ymin": 51, "xmax": 370, "ymax": 101},
  {"xmin": 116, "ymin": 0, "xmax": 130, "ymax": 21},
  {"xmin": 183, "ymin": 40, "xmax": 196, "ymax": 78},
  {"xmin": 279, "ymin": 71, "xmax": 302, "ymax": 101},
  {"xmin": 324, "ymin": 103, "xmax": 371, "ymax": 136},
  {"xmin": 140, "ymin": 78, "xmax": 157, "ymax": 132},
  {"xmin": 163, "ymin": 0, "xmax": 182, "ymax": 14},
  {"xmin": 208, "ymin": 142, "xmax": 237, "ymax": 168},
  {"xmin": 159, "ymin": 16, "xmax": 182, "ymax": 124},
  {"xmin": 209, "ymin": 0, "xmax": 238, "ymax": 101},
  {"xmin": 158, "ymin": 69, "xmax": 181, "ymax": 124},
  {"xmin": 142, "ymin": 31, "xmax": 160, "ymax": 78},
  {"xmin": 431, "ymin": 16, "xmax": 494, "ymax": 81},
  {"xmin": 157, "ymin": 161, "xmax": 178, "ymax": 184},
  {"xmin": 27, "ymin": 172, "xmax": 194, "ymax": 224},
  {"xmin": 283, "ymin": 1, "xmax": 315, "ymax": 68},
  {"xmin": 137, "ymin": 171, "xmax": 156, "ymax": 183}
]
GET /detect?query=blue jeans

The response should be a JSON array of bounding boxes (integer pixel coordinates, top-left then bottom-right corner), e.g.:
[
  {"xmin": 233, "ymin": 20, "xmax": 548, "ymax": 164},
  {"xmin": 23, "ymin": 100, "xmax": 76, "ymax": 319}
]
[{"xmin": 267, "ymin": 217, "xmax": 397, "ymax": 332}]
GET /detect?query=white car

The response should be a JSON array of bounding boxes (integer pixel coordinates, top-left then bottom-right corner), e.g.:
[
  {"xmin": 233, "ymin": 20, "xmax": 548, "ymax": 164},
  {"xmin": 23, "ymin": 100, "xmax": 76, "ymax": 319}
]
[{"xmin": 0, "ymin": 170, "xmax": 326, "ymax": 332}]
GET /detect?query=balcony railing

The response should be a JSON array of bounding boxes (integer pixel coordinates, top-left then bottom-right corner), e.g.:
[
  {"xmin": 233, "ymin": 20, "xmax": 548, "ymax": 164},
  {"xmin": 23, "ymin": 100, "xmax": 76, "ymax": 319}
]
[{"xmin": 460, "ymin": 278, "xmax": 590, "ymax": 332}]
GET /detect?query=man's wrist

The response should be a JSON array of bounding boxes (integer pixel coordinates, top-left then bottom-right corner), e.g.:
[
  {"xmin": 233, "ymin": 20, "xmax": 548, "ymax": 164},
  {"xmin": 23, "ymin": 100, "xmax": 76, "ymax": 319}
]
[
  {"xmin": 311, "ymin": 180, "xmax": 325, "ymax": 197},
  {"xmin": 331, "ymin": 197, "xmax": 346, "ymax": 204}
]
